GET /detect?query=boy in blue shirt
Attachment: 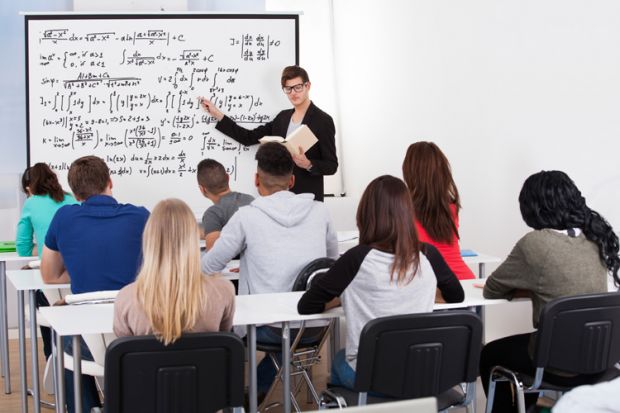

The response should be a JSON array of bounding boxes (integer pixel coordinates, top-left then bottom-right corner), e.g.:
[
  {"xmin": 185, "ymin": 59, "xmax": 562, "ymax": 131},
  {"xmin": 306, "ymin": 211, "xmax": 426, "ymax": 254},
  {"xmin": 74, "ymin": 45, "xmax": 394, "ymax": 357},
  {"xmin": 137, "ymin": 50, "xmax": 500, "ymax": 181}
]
[{"xmin": 41, "ymin": 155, "xmax": 149, "ymax": 413}]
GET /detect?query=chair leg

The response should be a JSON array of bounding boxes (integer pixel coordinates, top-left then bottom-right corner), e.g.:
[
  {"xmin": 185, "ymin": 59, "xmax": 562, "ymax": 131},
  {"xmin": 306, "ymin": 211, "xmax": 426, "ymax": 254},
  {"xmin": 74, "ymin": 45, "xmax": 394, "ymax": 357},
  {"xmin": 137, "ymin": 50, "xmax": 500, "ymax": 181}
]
[
  {"xmin": 515, "ymin": 383, "xmax": 527, "ymax": 413},
  {"xmin": 301, "ymin": 369, "xmax": 320, "ymax": 405},
  {"xmin": 485, "ymin": 374, "xmax": 496, "ymax": 413}
]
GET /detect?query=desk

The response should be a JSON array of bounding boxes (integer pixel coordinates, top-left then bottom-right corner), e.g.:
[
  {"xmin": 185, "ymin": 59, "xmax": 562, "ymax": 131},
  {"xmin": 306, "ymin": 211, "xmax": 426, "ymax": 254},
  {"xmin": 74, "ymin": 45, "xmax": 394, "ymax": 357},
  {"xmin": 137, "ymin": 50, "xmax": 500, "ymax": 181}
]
[
  {"xmin": 462, "ymin": 253, "xmax": 502, "ymax": 278},
  {"xmin": 0, "ymin": 253, "xmax": 37, "ymax": 395},
  {"xmin": 6, "ymin": 269, "xmax": 70, "ymax": 413},
  {"xmin": 40, "ymin": 278, "xmax": 513, "ymax": 413}
]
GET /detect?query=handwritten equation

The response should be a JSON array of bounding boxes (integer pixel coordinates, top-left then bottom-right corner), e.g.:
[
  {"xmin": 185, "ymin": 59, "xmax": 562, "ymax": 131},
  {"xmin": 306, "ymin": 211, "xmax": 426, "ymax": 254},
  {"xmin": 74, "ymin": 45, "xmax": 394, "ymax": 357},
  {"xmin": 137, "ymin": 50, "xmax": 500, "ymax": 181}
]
[{"xmin": 28, "ymin": 17, "xmax": 293, "ymax": 190}]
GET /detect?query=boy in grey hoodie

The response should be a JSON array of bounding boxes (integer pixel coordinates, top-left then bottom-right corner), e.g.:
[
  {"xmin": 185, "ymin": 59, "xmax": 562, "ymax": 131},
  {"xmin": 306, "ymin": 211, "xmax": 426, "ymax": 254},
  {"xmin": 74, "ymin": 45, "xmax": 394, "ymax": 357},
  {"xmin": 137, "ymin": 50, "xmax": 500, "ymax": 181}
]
[{"xmin": 201, "ymin": 142, "xmax": 339, "ymax": 396}]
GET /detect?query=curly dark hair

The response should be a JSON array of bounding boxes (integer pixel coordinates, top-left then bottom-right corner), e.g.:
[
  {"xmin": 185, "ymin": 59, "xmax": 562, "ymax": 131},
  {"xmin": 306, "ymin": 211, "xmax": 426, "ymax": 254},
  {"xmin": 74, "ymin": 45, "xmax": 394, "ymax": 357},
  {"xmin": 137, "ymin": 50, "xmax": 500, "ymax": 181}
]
[
  {"xmin": 255, "ymin": 142, "xmax": 293, "ymax": 177},
  {"xmin": 519, "ymin": 170, "xmax": 620, "ymax": 285}
]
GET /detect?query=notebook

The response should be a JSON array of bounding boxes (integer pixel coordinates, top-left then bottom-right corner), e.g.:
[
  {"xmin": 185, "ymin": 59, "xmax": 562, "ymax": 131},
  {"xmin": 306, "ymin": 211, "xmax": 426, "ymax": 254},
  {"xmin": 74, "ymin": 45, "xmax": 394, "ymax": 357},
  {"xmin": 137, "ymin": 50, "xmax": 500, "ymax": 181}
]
[{"xmin": 0, "ymin": 241, "xmax": 16, "ymax": 253}]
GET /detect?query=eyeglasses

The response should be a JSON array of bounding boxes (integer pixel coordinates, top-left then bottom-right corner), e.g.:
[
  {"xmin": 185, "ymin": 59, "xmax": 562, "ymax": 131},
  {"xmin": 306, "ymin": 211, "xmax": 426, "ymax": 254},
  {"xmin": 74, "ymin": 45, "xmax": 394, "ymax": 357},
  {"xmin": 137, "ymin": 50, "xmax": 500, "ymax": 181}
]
[{"xmin": 282, "ymin": 83, "xmax": 306, "ymax": 94}]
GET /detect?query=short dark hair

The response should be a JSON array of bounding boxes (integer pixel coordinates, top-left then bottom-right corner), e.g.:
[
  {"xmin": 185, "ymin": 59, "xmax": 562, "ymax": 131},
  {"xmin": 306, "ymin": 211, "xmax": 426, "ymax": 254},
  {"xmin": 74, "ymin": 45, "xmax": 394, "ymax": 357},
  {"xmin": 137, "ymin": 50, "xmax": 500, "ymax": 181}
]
[
  {"xmin": 281, "ymin": 66, "xmax": 310, "ymax": 87},
  {"xmin": 67, "ymin": 156, "xmax": 110, "ymax": 200},
  {"xmin": 196, "ymin": 159, "xmax": 229, "ymax": 194},
  {"xmin": 255, "ymin": 142, "xmax": 293, "ymax": 190}
]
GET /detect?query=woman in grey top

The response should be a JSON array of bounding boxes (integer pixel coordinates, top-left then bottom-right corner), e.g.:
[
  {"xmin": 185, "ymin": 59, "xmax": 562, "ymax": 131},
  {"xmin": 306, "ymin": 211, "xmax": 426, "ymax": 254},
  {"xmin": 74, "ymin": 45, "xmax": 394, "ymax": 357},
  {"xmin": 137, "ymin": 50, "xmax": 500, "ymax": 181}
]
[{"xmin": 480, "ymin": 170, "xmax": 620, "ymax": 413}]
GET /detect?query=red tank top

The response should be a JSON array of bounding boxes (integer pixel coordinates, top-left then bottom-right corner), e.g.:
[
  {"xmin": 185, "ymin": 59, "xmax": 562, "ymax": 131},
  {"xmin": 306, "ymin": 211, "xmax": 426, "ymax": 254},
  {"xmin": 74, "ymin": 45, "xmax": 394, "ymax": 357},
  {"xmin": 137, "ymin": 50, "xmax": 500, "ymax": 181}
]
[{"xmin": 415, "ymin": 204, "xmax": 475, "ymax": 280}]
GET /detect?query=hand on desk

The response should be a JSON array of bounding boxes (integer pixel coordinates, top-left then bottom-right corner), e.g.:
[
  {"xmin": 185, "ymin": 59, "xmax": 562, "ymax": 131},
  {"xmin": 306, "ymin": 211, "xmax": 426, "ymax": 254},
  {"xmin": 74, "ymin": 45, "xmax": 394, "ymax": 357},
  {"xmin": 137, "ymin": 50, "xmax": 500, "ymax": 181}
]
[{"xmin": 325, "ymin": 297, "xmax": 341, "ymax": 310}]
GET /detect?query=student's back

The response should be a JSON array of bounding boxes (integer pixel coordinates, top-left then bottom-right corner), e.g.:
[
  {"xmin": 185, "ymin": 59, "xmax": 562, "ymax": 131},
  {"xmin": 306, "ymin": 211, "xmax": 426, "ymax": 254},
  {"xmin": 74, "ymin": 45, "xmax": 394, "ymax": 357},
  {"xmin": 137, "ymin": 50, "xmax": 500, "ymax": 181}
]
[
  {"xmin": 201, "ymin": 142, "xmax": 338, "ymax": 295},
  {"xmin": 16, "ymin": 163, "xmax": 78, "ymax": 257},
  {"xmin": 298, "ymin": 175, "xmax": 464, "ymax": 388},
  {"xmin": 206, "ymin": 191, "xmax": 338, "ymax": 295},
  {"xmin": 114, "ymin": 199, "xmax": 235, "ymax": 342},
  {"xmin": 403, "ymin": 142, "xmax": 474, "ymax": 280}
]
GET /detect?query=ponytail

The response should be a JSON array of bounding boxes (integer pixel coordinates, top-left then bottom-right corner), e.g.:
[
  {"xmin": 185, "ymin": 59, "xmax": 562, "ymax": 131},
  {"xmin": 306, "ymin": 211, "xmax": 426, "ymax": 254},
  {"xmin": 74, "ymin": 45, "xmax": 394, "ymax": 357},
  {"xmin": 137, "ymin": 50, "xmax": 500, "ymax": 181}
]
[{"xmin": 582, "ymin": 208, "xmax": 620, "ymax": 286}]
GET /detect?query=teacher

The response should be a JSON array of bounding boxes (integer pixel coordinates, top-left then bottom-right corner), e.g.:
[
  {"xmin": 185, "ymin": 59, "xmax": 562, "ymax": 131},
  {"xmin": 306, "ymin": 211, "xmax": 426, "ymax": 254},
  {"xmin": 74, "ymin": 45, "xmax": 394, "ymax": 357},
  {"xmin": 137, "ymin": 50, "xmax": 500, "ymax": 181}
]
[{"xmin": 200, "ymin": 65, "xmax": 338, "ymax": 202}]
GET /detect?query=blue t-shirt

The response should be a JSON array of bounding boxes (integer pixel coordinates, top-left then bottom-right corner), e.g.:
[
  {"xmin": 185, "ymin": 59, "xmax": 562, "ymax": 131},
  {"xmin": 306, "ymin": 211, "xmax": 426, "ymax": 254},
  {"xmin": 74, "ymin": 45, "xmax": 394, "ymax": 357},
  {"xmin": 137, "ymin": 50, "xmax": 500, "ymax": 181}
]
[{"xmin": 45, "ymin": 194, "xmax": 149, "ymax": 294}]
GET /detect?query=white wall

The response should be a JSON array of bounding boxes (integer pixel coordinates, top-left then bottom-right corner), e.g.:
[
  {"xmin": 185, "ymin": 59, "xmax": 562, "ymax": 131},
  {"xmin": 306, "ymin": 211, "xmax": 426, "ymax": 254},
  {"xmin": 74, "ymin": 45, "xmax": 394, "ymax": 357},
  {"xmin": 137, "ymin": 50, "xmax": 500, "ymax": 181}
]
[{"xmin": 328, "ymin": 0, "xmax": 620, "ymax": 260}]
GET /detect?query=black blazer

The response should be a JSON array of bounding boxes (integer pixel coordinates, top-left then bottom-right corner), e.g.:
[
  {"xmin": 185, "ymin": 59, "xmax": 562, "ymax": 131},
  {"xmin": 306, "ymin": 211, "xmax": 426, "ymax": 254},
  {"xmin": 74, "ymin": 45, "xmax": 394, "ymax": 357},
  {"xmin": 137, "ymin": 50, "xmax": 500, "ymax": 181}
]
[{"xmin": 215, "ymin": 101, "xmax": 338, "ymax": 201}]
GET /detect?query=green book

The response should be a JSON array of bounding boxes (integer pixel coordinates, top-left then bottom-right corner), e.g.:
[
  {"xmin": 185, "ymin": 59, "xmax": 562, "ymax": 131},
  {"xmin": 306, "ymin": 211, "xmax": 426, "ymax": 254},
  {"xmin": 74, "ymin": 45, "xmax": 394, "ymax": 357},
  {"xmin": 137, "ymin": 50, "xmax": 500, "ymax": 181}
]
[{"xmin": 0, "ymin": 241, "xmax": 17, "ymax": 253}]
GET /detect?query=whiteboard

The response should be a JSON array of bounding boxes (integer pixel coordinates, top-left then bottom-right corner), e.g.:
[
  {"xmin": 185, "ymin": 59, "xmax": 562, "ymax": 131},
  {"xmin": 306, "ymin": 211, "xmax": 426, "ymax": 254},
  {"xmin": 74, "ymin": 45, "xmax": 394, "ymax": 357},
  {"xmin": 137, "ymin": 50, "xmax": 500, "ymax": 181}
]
[{"xmin": 25, "ymin": 13, "xmax": 298, "ymax": 213}]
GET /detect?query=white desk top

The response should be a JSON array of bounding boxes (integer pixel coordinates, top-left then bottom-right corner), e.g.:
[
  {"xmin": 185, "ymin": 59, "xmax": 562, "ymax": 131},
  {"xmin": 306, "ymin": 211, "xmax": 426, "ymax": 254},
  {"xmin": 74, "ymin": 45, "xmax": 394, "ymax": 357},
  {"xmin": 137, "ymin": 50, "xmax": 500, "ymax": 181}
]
[
  {"xmin": 6, "ymin": 269, "xmax": 70, "ymax": 291},
  {"xmin": 0, "ymin": 252, "xmax": 38, "ymax": 263},
  {"xmin": 39, "ymin": 279, "xmax": 511, "ymax": 337},
  {"xmin": 462, "ymin": 253, "xmax": 502, "ymax": 266}
]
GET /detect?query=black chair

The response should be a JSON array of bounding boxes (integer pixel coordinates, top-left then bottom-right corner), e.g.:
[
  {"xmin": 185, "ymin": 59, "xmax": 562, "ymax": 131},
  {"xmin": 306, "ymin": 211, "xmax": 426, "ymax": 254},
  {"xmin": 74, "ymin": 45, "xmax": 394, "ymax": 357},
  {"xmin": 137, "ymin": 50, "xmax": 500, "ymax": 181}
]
[
  {"xmin": 104, "ymin": 332, "xmax": 245, "ymax": 413},
  {"xmin": 257, "ymin": 257, "xmax": 336, "ymax": 412},
  {"xmin": 486, "ymin": 292, "xmax": 620, "ymax": 413},
  {"xmin": 321, "ymin": 310, "xmax": 482, "ymax": 412}
]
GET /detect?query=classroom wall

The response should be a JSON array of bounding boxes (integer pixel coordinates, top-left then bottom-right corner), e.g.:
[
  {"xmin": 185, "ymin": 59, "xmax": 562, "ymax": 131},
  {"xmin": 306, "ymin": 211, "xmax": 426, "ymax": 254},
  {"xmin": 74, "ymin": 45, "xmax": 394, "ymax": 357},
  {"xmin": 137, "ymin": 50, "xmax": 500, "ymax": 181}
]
[
  {"xmin": 326, "ymin": 0, "xmax": 620, "ymax": 260},
  {"xmin": 3, "ymin": 0, "xmax": 620, "ymax": 335}
]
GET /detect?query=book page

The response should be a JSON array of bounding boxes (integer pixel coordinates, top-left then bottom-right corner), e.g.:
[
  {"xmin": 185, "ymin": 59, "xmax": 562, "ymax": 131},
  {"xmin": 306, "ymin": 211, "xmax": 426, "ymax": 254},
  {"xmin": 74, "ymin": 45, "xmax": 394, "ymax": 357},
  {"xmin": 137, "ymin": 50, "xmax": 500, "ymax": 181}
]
[{"xmin": 285, "ymin": 124, "xmax": 318, "ymax": 154}]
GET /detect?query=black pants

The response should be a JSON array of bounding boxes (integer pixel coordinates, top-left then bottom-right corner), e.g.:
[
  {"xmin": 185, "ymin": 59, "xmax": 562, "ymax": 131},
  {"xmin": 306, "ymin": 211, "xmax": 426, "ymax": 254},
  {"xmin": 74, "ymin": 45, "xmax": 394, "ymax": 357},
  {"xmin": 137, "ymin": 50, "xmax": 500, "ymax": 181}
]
[
  {"xmin": 480, "ymin": 332, "xmax": 603, "ymax": 412},
  {"xmin": 36, "ymin": 290, "xmax": 52, "ymax": 359}
]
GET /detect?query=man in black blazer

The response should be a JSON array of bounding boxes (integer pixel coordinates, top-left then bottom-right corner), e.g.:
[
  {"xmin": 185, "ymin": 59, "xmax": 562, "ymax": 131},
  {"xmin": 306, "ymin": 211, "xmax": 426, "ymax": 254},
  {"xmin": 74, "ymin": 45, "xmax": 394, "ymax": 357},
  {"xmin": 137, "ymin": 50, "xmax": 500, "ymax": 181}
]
[{"xmin": 200, "ymin": 66, "xmax": 338, "ymax": 201}]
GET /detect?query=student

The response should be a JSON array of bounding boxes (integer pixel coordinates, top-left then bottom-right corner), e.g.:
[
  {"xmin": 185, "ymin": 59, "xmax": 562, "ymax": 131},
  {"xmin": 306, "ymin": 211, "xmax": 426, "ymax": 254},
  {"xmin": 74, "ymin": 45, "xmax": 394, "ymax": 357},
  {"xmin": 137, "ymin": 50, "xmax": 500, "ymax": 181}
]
[
  {"xmin": 201, "ymin": 142, "xmax": 339, "ymax": 395},
  {"xmin": 402, "ymin": 141, "xmax": 475, "ymax": 280},
  {"xmin": 15, "ymin": 163, "xmax": 78, "ymax": 359},
  {"xmin": 41, "ymin": 155, "xmax": 149, "ymax": 413},
  {"xmin": 479, "ymin": 170, "xmax": 620, "ymax": 413},
  {"xmin": 16, "ymin": 163, "xmax": 78, "ymax": 257},
  {"xmin": 298, "ymin": 175, "xmax": 464, "ymax": 389},
  {"xmin": 200, "ymin": 65, "xmax": 338, "ymax": 202},
  {"xmin": 114, "ymin": 198, "xmax": 235, "ymax": 344},
  {"xmin": 196, "ymin": 158, "xmax": 254, "ymax": 250}
]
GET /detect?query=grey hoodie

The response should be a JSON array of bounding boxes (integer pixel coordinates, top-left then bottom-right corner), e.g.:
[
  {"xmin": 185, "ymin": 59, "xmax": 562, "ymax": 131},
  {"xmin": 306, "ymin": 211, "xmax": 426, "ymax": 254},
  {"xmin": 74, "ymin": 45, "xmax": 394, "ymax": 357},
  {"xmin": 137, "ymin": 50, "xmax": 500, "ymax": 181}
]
[{"xmin": 201, "ymin": 191, "xmax": 339, "ymax": 296}]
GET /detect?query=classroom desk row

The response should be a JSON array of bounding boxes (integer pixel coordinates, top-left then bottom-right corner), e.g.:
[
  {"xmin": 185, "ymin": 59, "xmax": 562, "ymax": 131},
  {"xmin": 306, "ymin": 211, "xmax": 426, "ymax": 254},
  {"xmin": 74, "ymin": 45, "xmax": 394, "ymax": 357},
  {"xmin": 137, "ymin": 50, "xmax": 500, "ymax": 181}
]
[
  {"xmin": 2, "ymin": 250, "xmax": 501, "ymax": 413},
  {"xmin": 0, "ymin": 253, "xmax": 37, "ymax": 396},
  {"xmin": 38, "ymin": 278, "xmax": 509, "ymax": 413}
]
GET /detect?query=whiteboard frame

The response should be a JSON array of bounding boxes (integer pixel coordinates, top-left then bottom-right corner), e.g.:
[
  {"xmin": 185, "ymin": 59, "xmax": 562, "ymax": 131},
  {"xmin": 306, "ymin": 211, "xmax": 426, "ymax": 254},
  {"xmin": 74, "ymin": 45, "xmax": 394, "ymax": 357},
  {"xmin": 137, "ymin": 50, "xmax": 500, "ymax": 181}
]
[
  {"xmin": 20, "ymin": 12, "xmax": 302, "ymax": 209},
  {"xmin": 24, "ymin": 12, "xmax": 300, "ymax": 180}
]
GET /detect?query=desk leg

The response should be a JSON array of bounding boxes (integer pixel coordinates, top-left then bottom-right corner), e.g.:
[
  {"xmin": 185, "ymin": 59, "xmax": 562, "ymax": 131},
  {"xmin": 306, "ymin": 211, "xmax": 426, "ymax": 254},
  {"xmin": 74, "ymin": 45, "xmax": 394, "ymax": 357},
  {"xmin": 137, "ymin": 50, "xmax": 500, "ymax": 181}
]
[
  {"xmin": 0, "ymin": 261, "xmax": 11, "ymax": 394},
  {"xmin": 72, "ymin": 336, "xmax": 82, "ymax": 413},
  {"xmin": 329, "ymin": 317, "xmax": 341, "ymax": 371},
  {"xmin": 282, "ymin": 321, "xmax": 291, "ymax": 413},
  {"xmin": 18, "ymin": 291, "xmax": 28, "ymax": 413},
  {"xmin": 55, "ymin": 333, "xmax": 65, "ymax": 413},
  {"xmin": 247, "ymin": 325, "xmax": 257, "ymax": 413},
  {"xmin": 28, "ymin": 291, "xmax": 41, "ymax": 413}
]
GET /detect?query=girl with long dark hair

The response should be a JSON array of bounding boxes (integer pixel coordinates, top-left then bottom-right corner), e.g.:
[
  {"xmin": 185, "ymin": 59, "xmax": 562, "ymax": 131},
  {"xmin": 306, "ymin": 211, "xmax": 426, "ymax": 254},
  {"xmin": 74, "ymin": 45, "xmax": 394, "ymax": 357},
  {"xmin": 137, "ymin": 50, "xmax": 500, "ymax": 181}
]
[
  {"xmin": 480, "ymin": 170, "xmax": 620, "ymax": 412},
  {"xmin": 16, "ymin": 163, "xmax": 77, "ymax": 257},
  {"xmin": 298, "ymin": 175, "xmax": 464, "ymax": 389},
  {"xmin": 402, "ymin": 142, "xmax": 475, "ymax": 279}
]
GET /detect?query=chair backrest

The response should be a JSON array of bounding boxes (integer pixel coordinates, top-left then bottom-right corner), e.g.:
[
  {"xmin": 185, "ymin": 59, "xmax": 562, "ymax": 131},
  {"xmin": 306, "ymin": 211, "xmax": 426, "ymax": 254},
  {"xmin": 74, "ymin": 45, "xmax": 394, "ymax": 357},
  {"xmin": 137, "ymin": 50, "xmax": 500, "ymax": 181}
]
[
  {"xmin": 354, "ymin": 311, "xmax": 482, "ymax": 398},
  {"xmin": 104, "ymin": 332, "xmax": 245, "ymax": 413},
  {"xmin": 292, "ymin": 257, "xmax": 336, "ymax": 292},
  {"xmin": 533, "ymin": 292, "xmax": 620, "ymax": 374}
]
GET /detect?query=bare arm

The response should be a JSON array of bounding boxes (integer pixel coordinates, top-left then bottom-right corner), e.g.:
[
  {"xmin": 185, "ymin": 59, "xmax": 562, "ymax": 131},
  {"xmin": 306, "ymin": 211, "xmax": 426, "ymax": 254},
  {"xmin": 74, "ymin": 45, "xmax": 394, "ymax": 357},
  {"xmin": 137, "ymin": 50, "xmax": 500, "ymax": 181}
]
[
  {"xmin": 205, "ymin": 231, "xmax": 221, "ymax": 251},
  {"xmin": 41, "ymin": 246, "xmax": 70, "ymax": 284}
]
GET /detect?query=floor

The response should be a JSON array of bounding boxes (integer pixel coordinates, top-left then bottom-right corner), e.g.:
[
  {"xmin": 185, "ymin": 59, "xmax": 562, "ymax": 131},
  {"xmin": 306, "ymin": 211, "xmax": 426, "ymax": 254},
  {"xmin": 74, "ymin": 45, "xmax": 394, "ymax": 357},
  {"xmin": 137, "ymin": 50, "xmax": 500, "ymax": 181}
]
[{"xmin": 0, "ymin": 337, "xmax": 507, "ymax": 413}]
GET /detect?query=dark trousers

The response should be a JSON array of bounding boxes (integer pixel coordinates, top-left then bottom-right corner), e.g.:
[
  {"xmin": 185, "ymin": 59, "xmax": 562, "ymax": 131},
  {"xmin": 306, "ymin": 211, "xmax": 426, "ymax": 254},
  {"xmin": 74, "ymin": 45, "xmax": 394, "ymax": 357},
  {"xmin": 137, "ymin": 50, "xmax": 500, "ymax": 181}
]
[
  {"xmin": 35, "ymin": 290, "xmax": 52, "ymax": 359},
  {"xmin": 480, "ymin": 332, "xmax": 603, "ymax": 412},
  {"xmin": 480, "ymin": 333, "xmax": 539, "ymax": 412},
  {"xmin": 63, "ymin": 336, "xmax": 101, "ymax": 413}
]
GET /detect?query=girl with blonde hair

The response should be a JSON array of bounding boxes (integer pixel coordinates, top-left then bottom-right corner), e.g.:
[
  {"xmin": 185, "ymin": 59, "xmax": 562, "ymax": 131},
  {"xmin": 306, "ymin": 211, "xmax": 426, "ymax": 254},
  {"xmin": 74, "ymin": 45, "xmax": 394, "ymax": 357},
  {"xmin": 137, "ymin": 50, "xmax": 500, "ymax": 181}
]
[{"xmin": 114, "ymin": 198, "xmax": 235, "ymax": 344}]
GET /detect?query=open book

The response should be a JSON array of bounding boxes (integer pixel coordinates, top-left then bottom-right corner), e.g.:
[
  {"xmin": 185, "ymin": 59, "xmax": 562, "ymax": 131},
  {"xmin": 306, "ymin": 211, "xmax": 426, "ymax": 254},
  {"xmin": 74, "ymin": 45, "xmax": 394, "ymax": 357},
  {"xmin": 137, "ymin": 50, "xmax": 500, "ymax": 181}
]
[{"xmin": 259, "ymin": 124, "xmax": 318, "ymax": 156}]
